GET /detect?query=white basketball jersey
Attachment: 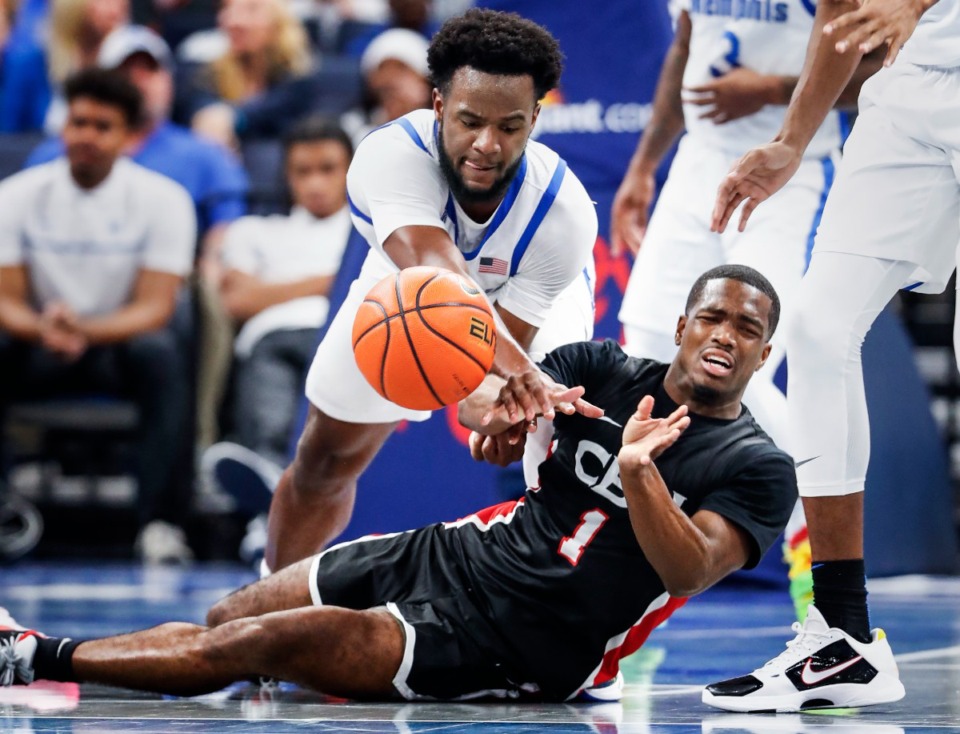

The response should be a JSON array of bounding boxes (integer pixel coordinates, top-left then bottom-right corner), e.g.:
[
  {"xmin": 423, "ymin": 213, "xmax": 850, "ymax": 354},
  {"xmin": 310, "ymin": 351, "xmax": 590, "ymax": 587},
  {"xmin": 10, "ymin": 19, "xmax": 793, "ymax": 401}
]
[
  {"xmin": 347, "ymin": 109, "xmax": 598, "ymax": 330},
  {"xmin": 898, "ymin": 0, "xmax": 960, "ymax": 68},
  {"xmin": 680, "ymin": 0, "xmax": 845, "ymax": 159}
]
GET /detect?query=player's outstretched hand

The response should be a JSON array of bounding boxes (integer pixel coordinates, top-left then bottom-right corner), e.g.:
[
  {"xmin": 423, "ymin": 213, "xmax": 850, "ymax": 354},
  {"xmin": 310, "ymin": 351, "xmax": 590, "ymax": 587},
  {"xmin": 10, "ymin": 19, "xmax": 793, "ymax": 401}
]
[
  {"xmin": 824, "ymin": 0, "xmax": 932, "ymax": 67},
  {"xmin": 468, "ymin": 427, "xmax": 527, "ymax": 467},
  {"xmin": 619, "ymin": 395, "xmax": 690, "ymax": 468},
  {"xmin": 684, "ymin": 67, "xmax": 779, "ymax": 125},
  {"xmin": 711, "ymin": 141, "xmax": 802, "ymax": 233},
  {"xmin": 482, "ymin": 369, "xmax": 603, "ymax": 426},
  {"xmin": 610, "ymin": 169, "xmax": 656, "ymax": 257}
]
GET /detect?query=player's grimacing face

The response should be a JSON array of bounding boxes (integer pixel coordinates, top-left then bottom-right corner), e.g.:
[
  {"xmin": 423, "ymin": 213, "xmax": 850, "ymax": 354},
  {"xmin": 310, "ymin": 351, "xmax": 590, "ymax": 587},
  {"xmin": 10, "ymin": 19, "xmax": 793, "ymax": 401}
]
[
  {"xmin": 434, "ymin": 67, "xmax": 539, "ymax": 204},
  {"xmin": 674, "ymin": 279, "xmax": 773, "ymax": 404}
]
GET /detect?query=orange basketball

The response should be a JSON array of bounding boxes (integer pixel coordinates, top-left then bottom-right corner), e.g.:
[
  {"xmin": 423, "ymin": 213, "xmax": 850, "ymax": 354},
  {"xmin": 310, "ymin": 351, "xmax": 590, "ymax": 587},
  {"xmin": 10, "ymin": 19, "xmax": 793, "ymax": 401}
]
[{"xmin": 352, "ymin": 266, "xmax": 498, "ymax": 410}]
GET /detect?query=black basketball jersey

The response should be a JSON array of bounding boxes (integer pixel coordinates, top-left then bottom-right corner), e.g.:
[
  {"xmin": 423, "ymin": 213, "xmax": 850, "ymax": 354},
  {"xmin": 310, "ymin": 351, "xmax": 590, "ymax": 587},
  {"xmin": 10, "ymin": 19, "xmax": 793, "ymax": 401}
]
[{"xmin": 439, "ymin": 339, "xmax": 798, "ymax": 698}]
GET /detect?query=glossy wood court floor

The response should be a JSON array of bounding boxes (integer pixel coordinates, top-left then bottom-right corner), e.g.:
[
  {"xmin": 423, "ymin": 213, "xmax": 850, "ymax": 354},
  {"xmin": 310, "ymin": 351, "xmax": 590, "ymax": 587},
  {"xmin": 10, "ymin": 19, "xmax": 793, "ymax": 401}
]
[{"xmin": 2, "ymin": 563, "xmax": 959, "ymax": 733}]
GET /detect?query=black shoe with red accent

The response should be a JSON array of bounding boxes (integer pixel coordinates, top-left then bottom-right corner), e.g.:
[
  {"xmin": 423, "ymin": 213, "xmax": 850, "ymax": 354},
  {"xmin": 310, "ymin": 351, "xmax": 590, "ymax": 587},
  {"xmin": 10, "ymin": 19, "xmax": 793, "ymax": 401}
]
[
  {"xmin": 702, "ymin": 605, "xmax": 905, "ymax": 712},
  {"xmin": 0, "ymin": 628, "xmax": 40, "ymax": 686}
]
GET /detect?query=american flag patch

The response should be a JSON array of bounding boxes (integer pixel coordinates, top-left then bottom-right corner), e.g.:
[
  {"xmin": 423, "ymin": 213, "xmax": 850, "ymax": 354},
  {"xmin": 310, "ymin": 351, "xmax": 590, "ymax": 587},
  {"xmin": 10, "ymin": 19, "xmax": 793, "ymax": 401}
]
[{"xmin": 478, "ymin": 257, "xmax": 508, "ymax": 275}]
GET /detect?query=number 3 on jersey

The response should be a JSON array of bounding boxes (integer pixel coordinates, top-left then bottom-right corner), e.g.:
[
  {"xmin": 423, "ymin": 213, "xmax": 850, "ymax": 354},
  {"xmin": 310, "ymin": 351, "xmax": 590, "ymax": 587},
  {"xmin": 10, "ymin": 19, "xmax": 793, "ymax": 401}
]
[{"xmin": 558, "ymin": 508, "xmax": 609, "ymax": 565}]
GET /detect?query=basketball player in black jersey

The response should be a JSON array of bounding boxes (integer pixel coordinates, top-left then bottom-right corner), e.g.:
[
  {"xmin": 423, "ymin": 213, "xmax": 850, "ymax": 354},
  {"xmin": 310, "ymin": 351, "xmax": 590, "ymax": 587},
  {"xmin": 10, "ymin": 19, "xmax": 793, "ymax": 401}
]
[{"xmin": 0, "ymin": 265, "xmax": 797, "ymax": 701}]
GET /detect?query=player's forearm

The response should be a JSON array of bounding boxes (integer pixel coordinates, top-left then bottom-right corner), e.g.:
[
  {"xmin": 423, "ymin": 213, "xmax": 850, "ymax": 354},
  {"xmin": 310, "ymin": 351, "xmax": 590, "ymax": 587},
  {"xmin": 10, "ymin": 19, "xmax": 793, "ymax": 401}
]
[
  {"xmin": 777, "ymin": 0, "xmax": 864, "ymax": 151},
  {"xmin": 458, "ymin": 374, "xmax": 513, "ymax": 434},
  {"xmin": 619, "ymin": 457, "xmax": 713, "ymax": 597},
  {"xmin": 627, "ymin": 12, "xmax": 690, "ymax": 177}
]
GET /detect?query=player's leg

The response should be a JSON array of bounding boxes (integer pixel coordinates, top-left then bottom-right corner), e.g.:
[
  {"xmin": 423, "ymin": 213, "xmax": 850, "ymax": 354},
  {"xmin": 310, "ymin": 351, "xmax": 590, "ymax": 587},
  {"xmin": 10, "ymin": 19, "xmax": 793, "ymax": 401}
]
[
  {"xmin": 206, "ymin": 555, "xmax": 317, "ymax": 626},
  {"xmin": 720, "ymin": 155, "xmax": 831, "ymax": 620},
  {"xmin": 1, "ymin": 605, "xmax": 404, "ymax": 698},
  {"xmin": 264, "ymin": 272, "xmax": 432, "ymax": 572},
  {"xmin": 618, "ymin": 136, "xmax": 725, "ymax": 362},
  {"xmin": 704, "ymin": 68, "xmax": 960, "ymax": 709},
  {"xmin": 265, "ymin": 408, "xmax": 398, "ymax": 571}
]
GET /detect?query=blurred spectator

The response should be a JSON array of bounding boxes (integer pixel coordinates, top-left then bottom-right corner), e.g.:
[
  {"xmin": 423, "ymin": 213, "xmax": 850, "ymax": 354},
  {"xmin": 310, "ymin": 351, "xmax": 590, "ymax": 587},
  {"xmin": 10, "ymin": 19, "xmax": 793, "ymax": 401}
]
[
  {"xmin": 338, "ymin": 0, "xmax": 436, "ymax": 58},
  {"xmin": 176, "ymin": 0, "xmax": 312, "ymax": 149},
  {"xmin": 26, "ymin": 25, "xmax": 251, "ymax": 455},
  {"xmin": 0, "ymin": 0, "xmax": 129, "ymax": 132},
  {"xmin": 341, "ymin": 26, "xmax": 428, "ymax": 144},
  {"xmin": 0, "ymin": 69, "xmax": 196, "ymax": 562},
  {"xmin": 27, "ymin": 25, "xmax": 249, "ymax": 276},
  {"xmin": 202, "ymin": 117, "xmax": 351, "ymax": 542}
]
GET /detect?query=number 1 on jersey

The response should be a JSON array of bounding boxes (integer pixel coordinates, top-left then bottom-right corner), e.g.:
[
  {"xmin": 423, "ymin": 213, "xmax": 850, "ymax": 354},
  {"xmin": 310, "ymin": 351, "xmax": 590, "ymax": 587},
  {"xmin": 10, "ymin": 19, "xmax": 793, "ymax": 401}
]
[{"xmin": 558, "ymin": 508, "xmax": 609, "ymax": 565}]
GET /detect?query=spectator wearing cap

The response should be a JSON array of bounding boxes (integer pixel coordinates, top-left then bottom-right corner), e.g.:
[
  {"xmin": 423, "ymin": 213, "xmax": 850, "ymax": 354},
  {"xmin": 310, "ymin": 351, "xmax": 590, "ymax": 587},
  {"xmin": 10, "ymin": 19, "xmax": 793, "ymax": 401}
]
[
  {"xmin": 341, "ymin": 26, "xmax": 429, "ymax": 145},
  {"xmin": 0, "ymin": 68, "xmax": 196, "ymax": 562}
]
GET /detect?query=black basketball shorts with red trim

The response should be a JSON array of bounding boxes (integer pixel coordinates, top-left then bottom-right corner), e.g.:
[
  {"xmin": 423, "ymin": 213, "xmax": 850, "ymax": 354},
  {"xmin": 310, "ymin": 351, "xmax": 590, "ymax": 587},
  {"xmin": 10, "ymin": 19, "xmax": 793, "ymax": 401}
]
[{"xmin": 307, "ymin": 524, "xmax": 545, "ymax": 701}]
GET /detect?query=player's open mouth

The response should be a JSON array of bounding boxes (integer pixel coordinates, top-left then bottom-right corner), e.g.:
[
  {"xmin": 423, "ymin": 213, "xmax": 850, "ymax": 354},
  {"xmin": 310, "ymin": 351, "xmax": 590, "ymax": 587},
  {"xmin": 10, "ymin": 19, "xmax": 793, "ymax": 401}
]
[{"xmin": 701, "ymin": 349, "xmax": 733, "ymax": 377}]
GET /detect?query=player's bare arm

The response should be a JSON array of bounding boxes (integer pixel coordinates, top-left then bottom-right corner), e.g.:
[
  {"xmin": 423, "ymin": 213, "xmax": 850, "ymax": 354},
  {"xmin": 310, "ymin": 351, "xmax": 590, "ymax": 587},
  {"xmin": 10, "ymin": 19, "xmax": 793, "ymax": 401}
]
[
  {"xmin": 610, "ymin": 10, "xmax": 691, "ymax": 257},
  {"xmin": 712, "ymin": 0, "xmax": 866, "ymax": 234},
  {"xmin": 618, "ymin": 396, "xmax": 752, "ymax": 597},
  {"xmin": 458, "ymin": 372, "xmax": 593, "ymax": 437},
  {"xmin": 383, "ymin": 223, "xmax": 581, "ymax": 421},
  {"xmin": 825, "ymin": 0, "xmax": 939, "ymax": 66}
]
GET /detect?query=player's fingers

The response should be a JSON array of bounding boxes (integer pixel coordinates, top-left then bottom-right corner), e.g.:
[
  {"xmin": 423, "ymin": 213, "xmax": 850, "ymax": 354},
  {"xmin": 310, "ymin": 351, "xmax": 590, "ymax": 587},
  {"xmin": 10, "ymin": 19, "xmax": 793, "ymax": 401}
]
[
  {"xmin": 665, "ymin": 404, "xmax": 688, "ymax": 424},
  {"xmin": 468, "ymin": 431, "xmax": 485, "ymax": 461},
  {"xmin": 712, "ymin": 190, "xmax": 745, "ymax": 233},
  {"xmin": 823, "ymin": 5, "xmax": 865, "ymax": 36},
  {"xmin": 737, "ymin": 196, "xmax": 761, "ymax": 232},
  {"xmin": 573, "ymin": 397, "xmax": 604, "ymax": 419},
  {"xmin": 687, "ymin": 95, "xmax": 715, "ymax": 108},
  {"xmin": 883, "ymin": 38, "xmax": 901, "ymax": 67}
]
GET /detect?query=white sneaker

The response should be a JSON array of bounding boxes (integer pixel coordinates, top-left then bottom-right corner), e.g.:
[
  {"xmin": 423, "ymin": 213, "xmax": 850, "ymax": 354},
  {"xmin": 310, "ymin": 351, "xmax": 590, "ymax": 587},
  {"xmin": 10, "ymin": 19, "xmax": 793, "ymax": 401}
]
[
  {"xmin": 576, "ymin": 670, "xmax": 624, "ymax": 702},
  {"xmin": 135, "ymin": 520, "xmax": 194, "ymax": 565},
  {"xmin": 702, "ymin": 605, "xmax": 905, "ymax": 712},
  {"xmin": 0, "ymin": 629, "xmax": 39, "ymax": 686}
]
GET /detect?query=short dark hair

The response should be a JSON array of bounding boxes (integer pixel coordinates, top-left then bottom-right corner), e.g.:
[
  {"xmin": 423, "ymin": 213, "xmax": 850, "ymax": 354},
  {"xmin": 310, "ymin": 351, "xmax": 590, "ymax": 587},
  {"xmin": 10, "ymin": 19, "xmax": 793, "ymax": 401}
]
[
  {"xmin": 64, "ymin": 68, "xmax": 143, "ymax": 128},
  {"xmin": 685, "ymin": 264, "xmax": 781, "ymax": 337},
  {"xmin": 282, "ymin": 116, "xmax": 354, "ymax": 162},
  {"xmin": 427, "ymin": 8, "xmax": 563, "ymax": 100}
]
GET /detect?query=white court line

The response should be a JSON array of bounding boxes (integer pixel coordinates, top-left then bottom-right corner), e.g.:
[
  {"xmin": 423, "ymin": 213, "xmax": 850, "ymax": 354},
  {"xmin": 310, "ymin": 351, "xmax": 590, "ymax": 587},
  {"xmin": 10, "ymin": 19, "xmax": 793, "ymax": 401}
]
[{"xmin": 895, "ymin": 644, "xmax": 960, "ymax": 663}]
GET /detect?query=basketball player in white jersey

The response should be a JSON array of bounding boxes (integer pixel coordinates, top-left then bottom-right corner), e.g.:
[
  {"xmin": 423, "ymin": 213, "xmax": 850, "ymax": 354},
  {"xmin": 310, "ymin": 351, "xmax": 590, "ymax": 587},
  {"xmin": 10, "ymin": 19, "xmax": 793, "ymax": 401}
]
[
  {"xmin": 611, "ymin": 0, "xmax": 883, "ymax": 621},
  {"xmin": 264, "ymin": 9, "xmax": 599, "ymax": 579},
  {"xmin": 704, "ymin": 0, "xmax": 957, "ymax": 712}
]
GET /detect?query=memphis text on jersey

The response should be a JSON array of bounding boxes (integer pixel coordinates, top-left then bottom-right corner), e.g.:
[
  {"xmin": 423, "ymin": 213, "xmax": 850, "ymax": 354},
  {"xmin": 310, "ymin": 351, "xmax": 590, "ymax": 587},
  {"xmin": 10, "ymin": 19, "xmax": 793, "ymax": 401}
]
[{"xmin": 690, "ymin": 0, "xmax": 790, "ymax": 22}]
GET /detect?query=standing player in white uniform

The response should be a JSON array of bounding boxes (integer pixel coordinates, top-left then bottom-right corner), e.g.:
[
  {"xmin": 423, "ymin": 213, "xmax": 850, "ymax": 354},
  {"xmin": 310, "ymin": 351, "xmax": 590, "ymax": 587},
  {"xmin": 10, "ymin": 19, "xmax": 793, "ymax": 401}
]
[
  {"xmin": 610, "ymin": 0, "xmax": 882, "ymax": 620},
  {"xmin": 705, "ymin": 0, "xmax": 957, "ymax": 712},
  {"xmin": 264, "ymin": 9, "xmax": 599, "ymax": 574}
]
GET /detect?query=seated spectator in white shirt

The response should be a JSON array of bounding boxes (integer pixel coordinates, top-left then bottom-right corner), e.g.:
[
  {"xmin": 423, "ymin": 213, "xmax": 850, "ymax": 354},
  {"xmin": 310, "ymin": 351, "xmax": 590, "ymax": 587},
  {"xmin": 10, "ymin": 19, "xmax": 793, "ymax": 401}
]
[
  {"xmin": 202, "ymin": 118, "xmax": 352, "ymax": 528},
  {"xmin": 0, "ymin": 68, "xmax": 197, "ymax": 563}
]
